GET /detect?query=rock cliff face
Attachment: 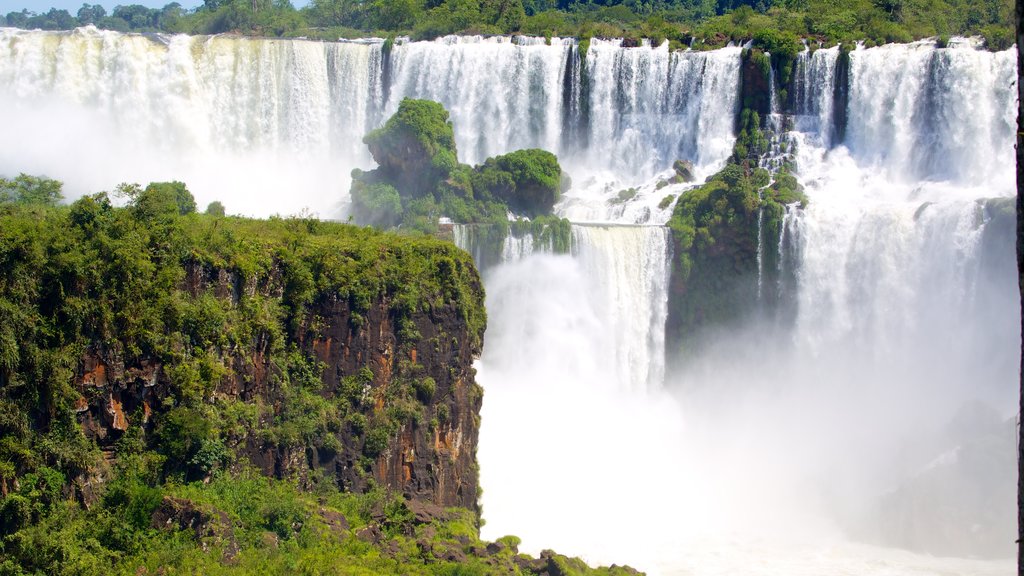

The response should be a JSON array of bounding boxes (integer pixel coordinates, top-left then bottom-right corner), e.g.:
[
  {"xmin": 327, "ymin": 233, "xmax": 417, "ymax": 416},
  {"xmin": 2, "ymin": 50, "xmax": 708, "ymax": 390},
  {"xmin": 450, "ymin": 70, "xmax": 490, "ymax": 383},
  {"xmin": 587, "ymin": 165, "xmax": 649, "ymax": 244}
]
[{"xmin": 74, "ymin": 259, "xmax": 483, "ymax": 510}]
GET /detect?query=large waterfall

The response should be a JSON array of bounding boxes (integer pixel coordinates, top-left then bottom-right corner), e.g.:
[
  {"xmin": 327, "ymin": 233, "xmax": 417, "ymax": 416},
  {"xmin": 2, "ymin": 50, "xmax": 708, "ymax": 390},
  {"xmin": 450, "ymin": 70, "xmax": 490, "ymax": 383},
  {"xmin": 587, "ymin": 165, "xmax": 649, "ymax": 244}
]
[
  {"xmin": 1, "ymin": 27, "xmax": 1019, "ymax": 575},
  {"xmin": 0, "ymin": 27, "xmax": 384, "ymax": 216},
  {"xmin": 0, "ymin": 28, "xmax": 739, "ymax": 221}
]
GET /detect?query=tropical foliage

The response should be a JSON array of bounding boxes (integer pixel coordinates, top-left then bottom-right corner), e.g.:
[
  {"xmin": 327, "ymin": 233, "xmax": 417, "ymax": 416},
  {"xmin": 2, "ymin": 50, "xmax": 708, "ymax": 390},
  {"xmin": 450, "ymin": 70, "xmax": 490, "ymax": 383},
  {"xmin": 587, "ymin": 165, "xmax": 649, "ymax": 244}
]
[{"xmin": 3, "ymin": 0, "xmax": 1012, "ymax": 50}]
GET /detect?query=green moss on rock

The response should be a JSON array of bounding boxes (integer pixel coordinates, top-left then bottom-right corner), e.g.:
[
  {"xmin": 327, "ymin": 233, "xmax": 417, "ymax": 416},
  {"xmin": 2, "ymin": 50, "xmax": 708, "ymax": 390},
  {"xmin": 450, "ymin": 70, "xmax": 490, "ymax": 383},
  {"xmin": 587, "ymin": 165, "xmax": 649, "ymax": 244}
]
[
  {"xmin": 472, "ymin": 149, "xmax": 564, "ymax": 218},
  {"xmin": 363, "ymin": 99, "xmax": 458, "ymax": 198}
]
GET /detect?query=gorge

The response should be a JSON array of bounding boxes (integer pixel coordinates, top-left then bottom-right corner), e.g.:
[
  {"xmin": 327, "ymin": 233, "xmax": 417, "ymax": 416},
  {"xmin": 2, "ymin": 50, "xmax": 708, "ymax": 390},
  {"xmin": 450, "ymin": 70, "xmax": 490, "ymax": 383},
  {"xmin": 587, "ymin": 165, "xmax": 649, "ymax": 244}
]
[{"xmin": 0, "ymin": 27, "xmax": 1019, "ymax": 575}]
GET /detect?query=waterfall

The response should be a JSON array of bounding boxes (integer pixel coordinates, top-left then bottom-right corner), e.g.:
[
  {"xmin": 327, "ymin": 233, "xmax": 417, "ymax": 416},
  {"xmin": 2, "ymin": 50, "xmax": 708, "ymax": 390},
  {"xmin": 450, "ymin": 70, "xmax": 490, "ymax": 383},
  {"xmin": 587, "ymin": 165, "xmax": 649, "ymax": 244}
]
[
  {"xmin": 454, "ymin": 222, "xmax": 670, "ymax": 392},
  {"xmin": 390, "ymin": 36, "xmax": 742, "ymax": 223},
  {"xmin": 844, "ymin": 40, "xmax": 1016, "ymax": 186},
  {"xmin": 0, "ymin": 28, "xmax": 742, "ymax": 224},
  {"xmin": 737, "ymin": 40, "xmax": 1018, "ymax": 562},
  {"xmin": 792, "ymin": 46, "xmax": 839, "ymax": 144},
  {"xmin": 570, "ymin": 224, "xmax": 669, "ymax": 391},
  {"xmin": 387, "ymin": 35, "xmax": 572, "ymax": 166},
  {"xmin": 584, "ymin": 40, "xmax": 740, "ymax": 179},
  {"xmin": 475, "ymin": 222, "xmax": 678, "ymax": 568},
  {"xmin": 0, "ymin": 26, "xmax": 384, "ymax": 217}
]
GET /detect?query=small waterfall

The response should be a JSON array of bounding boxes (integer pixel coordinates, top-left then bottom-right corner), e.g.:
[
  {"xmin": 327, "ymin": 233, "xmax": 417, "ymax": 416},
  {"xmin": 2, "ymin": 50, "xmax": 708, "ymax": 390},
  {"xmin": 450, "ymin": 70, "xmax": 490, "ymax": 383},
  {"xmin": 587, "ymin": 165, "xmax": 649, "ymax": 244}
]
[
  {"xmin": 792, "ymin": 46, "xmax": 839, "ymax": 145},
  {"xmin": 756, "ymin": 201, "xmax": 765, "ymax": 303},
  {"xmin": 766, "ymin": 53, "xmax": 782, "ymax": 127},
  {"xmin": 844, "ymin": 41, "xmax": 1016, "ymax": 186},
  {"xmin": 501, "ymin": 230, "xmax": 535, "ymax": 262},
  {"xmin": 777, "ymin": 202, "xmax": 804, "ymax": 299},
  {"xmin": 570, "ymin": 224, "xmax": 669, "ymax": 391},
  {"xmin": 585, "ymin": 40, "xmax": 741, "ymax": 179},
  {"xmin": 387, "ymin": 35, "xmax": 572, "ymax": 166},
  {"xmin": 476, "ymin": 222, "xmax": 681, "ymax": 568},
  {"xmin": 454, "ymin": 220, "xmax": 669, "ymax": 391}
]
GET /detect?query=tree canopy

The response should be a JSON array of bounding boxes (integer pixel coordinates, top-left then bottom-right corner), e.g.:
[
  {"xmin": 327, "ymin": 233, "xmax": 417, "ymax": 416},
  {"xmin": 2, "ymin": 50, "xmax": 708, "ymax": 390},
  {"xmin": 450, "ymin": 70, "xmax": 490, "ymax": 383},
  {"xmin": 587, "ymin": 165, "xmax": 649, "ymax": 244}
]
[{"xmin": 2, "ymin": 0, "xmax": 1013, "ymax": 50}]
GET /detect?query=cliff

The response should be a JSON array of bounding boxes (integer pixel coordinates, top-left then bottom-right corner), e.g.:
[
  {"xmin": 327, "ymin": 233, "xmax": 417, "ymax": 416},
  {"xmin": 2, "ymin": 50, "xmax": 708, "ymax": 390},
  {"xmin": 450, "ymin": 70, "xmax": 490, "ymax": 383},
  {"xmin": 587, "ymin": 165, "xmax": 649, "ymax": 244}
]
[
  {"xmin": 75, "ymin": 254, "xmax": 484, "ymax": 510},
  {"xmin": 0, "ymin": 183, "xmax": 485, "ymax": 516}
]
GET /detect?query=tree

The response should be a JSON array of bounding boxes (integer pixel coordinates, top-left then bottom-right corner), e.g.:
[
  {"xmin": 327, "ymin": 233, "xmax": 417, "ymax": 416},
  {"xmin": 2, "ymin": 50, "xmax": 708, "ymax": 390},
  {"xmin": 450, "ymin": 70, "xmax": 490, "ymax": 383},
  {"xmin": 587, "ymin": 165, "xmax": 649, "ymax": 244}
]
[
  {"xmin": 26, "ymin": 8, "xmax": 78, "ymax": 30},
  {"xmin": 158, "ymin": 2, "xmax": 185, "ymax": 30},
  {"xmin": 4, "ymin": 10, "xmax": 30, "ymax": 27},
  {"xmin": 144, "ymin": 181, "xmax": 196, "ymax": 215},
  {"xmin": 205, "ymin": 201, "xmax": 226, "ymax": 216},
  {"xmin": 368, "ymin": 0, "xmax": 421, "ymax": 30},
  {"xmin": 112, "ymin": 4, "xmax": 158, "ymax": 29},
  {"xmin": 77, "ymin": 3, "xmax": 107, "ymax": 25},
  {"xmin": 0, "ymin": 174, "xmax": 64, "ymax": 206}
]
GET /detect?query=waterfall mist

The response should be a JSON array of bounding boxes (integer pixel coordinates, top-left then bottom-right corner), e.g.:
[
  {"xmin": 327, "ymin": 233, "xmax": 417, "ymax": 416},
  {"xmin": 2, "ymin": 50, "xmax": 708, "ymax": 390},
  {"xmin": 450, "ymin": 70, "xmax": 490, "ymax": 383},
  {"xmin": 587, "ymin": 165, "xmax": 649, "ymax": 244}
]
[{"xmin": 475, "ymin": 40, "xmax": 1018, "ymax": 575}]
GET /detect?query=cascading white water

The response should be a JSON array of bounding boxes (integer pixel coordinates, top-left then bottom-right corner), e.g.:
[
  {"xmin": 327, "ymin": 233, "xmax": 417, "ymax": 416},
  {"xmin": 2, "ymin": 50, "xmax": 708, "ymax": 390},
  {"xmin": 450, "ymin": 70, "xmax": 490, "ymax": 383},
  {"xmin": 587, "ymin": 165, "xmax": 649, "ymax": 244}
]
[
  {"xmin": 845, "ymin": 40, "xmax": 1016, "ymax": 186},
  {"xmin": 477, "ymin": 39, "xmax": 1017, "ymax": 574},
  {"xmin": 389, "ymin": 36, "xmax": 742, "ymax": 223},
  {"xmin": 501, "ymin": 231, "xmax": 536, "ymax": 262},
  {"xmin": 667, "ymin": 40, "xmax": 1019, "ymax": 571},
  {"xmin": 0, "ymin": 29, "xmax": 739, "ymax": 224},
  {"xmin": 473, "ymin": 222, "xmax": 679, "ymax": 569},
  {"xmin": 387, "ymin": 35, "xmax": 572, "ymax": 166},
  {"xmin": 0, "ymin": 26, "xmax": 383, "ymax": 217},
  {"xmin": 570, "ymin": 224, "xmax": 669, "ymax": 391},
  {"xmin": 584, "ymin": 40, "xmax": 740, "ymax": 178},
  {"xmin": 560, "ymin": 41, "xmax": 741, "ymax": 223},
  {"xmin": 453, "ymin": 223, "xmax": 669, "ymax": 391},
  {"xmin": 791, "ymin": 46, "xmax": 838, "ymax": 144}
]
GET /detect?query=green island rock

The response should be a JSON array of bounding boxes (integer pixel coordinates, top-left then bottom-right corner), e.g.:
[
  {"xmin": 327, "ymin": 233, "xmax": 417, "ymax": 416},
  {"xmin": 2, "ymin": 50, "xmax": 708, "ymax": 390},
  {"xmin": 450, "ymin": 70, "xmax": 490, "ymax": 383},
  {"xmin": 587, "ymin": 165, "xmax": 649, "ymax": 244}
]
[
  {"xmin": 350, "ymin": 98, "xmax": 572, "ymax": 266},
  {"xmin": 666, "ymin": 95, "xmax": 808, "ymax": 362}
]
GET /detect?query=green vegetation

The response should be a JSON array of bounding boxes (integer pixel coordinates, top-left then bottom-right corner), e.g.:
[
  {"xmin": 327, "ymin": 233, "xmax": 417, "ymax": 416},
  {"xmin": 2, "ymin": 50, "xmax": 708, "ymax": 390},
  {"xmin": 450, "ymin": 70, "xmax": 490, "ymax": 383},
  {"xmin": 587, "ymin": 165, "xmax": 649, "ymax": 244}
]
[
  {"xmin": 205, "ymin": 200, "xmax": 226, "ymax": 216},
  {"xmin": 0, "ymin": 173, "xmax": 63, "ymax": 205},
  {"xmin": 472, "ymin": 149, "xmax": 563, "ymax": 218},
  {"xmin": 3, "ymin": 0, "xmax": 1012, "ymax": 51},
  {"xmin": 351, "ymin": 98, "xmax": 571, "ymax": 263},
  {"xmin": 0, "ymin": 175, "xmax": 508, "ymax": 573},
  {"xmin": 0, "ymin": 463, "xmax": 638, "ymax": 575}
]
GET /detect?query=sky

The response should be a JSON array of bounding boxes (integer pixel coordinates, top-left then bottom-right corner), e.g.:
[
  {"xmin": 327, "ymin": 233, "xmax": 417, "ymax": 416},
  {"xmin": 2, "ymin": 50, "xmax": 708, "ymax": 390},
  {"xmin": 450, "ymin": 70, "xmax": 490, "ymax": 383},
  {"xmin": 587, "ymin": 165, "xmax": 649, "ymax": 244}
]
[{"xmin": 1, "ymin": 0, "xmax": 311, "ymax": 15}]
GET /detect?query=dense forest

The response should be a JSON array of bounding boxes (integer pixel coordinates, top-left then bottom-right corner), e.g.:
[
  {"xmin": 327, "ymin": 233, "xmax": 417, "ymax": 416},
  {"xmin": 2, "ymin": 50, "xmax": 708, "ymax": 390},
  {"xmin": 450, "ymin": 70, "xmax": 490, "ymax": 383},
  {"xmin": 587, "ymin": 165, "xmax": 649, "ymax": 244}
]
[{"xmin": 2, "ymin": 0, "xmax": 1014, "ymax": 50}]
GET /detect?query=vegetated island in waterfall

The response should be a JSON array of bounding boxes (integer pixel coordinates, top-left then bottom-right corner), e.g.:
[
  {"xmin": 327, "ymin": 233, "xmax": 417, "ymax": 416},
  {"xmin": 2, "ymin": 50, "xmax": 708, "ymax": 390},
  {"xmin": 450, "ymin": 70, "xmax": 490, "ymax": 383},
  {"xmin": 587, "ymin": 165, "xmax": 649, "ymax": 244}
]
[
  {"xmin": 0, "ymin": 173, "xmax": 640, "ymax": 574},
  {"xmin": 2, "ymin": 0, "xmax": 1013, "ymax": 52},
  {"xmin": 349, "ymin": 97, "xmax": 573, "ymax": 268}
]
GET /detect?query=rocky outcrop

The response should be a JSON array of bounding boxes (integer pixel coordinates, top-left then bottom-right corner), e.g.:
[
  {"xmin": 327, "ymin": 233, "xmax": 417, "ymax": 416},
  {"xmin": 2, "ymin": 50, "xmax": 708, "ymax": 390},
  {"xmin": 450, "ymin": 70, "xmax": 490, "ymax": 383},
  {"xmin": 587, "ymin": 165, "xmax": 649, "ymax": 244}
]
[{"xmin": 151, "ymin": 495, "xmax": 240, "ymax": 560}]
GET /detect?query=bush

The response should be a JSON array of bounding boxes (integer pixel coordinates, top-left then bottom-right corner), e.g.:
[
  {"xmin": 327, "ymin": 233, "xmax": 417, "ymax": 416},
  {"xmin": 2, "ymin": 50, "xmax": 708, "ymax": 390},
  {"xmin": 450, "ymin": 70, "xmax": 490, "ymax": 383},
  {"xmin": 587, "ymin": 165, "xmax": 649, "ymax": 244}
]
[
  {"xmin": 351, "ymin": 181, "xmax": 403, "ymax": 228},
  {"xmin": 471, "ymin": 149, "xmax": 562, "ymax": 217},
  {"xmin": 363, "ymin": 425, "xmax": 391, "ymax": 457},
  {"xmin": 205, "ymin": 201, "xmax": 226, "ymax": 216},
  {"xmin": 363, "ymin": 98, "xmax": 458, "ymax": 196}
]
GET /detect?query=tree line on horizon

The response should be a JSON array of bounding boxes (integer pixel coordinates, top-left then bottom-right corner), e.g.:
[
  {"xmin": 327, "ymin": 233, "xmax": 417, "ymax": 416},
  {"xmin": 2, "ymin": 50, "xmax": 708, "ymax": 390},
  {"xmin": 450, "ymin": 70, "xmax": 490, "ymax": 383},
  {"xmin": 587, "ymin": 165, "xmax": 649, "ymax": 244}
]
[{"xmin": 1, "ymin": 0, "xmax": 1014, "ymax": 50}]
